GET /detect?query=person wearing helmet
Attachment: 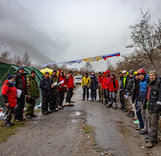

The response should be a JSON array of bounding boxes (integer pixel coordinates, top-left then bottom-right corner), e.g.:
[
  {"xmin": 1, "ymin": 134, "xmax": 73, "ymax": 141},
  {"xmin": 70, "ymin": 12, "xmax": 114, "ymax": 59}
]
[
  {"xmin": 121, "ymin": 70, "xmax": 130, "ymax": 112},
  {"xmin": 133, "ymin": 68, "xmax": 149, "ymax": 135},
  {"xmin": 119, "ymin": 71, "xmax": 125, "ymax": 110},
  {"xmin": 126, "ymin": 70, "xmax": 135, "ymax": 117},
  {"xmin": 132, "ymin": 71, "xmax": 139, "ymax": 121},
  {"xmin": 143, "ymin": 70, "xmax": 161, "ymax": 148}
]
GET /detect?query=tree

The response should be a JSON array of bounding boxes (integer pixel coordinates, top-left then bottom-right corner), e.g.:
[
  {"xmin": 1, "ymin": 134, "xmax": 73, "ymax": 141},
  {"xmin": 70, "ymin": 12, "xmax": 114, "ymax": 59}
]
[
  {"xmin": 84, "ymin": 62, "xmax": 93, "ymax": 73},
  {"xmin": 127, "ymin": 10, "xmax": 161, "ymax": 73},
  {"xmin": 23, "ymin": 51, "xmax": 31, "ymax": 66},
  {"xmin": 14, "ymin": 56, "xmax": 23, "ymax": 66},
  {"xmin": 0, "ymin": 51, "xmax": 10, "ymax": 63}
]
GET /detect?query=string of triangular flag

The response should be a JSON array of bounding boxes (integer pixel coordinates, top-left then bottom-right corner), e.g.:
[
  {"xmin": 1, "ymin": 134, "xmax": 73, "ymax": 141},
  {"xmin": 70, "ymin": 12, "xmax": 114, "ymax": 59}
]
[{"xmin": 42, "ymin": 52, "xmax": 120, "ymax": 67}]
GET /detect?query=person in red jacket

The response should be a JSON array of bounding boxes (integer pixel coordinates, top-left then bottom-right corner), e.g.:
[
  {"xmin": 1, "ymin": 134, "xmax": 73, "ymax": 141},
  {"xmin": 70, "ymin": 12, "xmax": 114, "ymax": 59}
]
[
  {"xmin": 1, "ymin": 74, "xmax": 17, "ymax": 127},
  {"xmin": 58, "ymin": 71, "xmax": 67, "ymax": 108},
  {"xmin": 108, "ymin": 74, "xmax": 119, "ymax": 109},
  {"xmin": 65, "ymin": 71, "xmax": 74, "ymax": 106},
  {"xmin": 102, "ymin": 70, "xmax": 111, "ymax": 105}
]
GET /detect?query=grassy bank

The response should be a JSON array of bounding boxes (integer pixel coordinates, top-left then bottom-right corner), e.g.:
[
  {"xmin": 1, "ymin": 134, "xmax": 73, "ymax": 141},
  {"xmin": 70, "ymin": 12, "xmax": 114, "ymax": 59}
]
[{"xmin": 0, "ymin": 121, "xmax": 25, "ymax": 143}]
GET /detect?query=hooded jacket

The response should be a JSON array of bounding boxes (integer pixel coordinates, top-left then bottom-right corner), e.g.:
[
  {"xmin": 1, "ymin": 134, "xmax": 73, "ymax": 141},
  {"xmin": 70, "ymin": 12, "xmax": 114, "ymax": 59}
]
[
  {"xmin": 1, "ymin": 79, "xmax": 17, "ymax": 107},
  {"xmin": 126, "ymin": 76, "xmax": 135, "ymax": 95},
  {"xmin": 66, "ymin": 76, "xmax": 74, "ymax": 89},
  {"xmin": 27, "ymin": 75, "xmax": 40, "ymax": 98},
  {"xmin": 144, "ymin": 77, "xmax": 161, "ymax": 113},
  {"xmin": 122, "ymin": 73, "xmax": 130, "ymax": 92},
  {"xmin": 14, "ymin": 71, "xmax": 28, "ymax": 95},
  {"xmin": 81, "ymin": 76, "xmax": 91, "ymax": 88},
  {"xmin": 90, "ymin": 75, "xmax": 98, "ymax": 90},
  {"xmin": 102, "ymin": 76, "xmax": 111, "ymax": 90},
  {"xmin": 50, "ymin": 74, "xmax": 59, "ymax": 95},
  {"xmin": 109, "ymin": 77, "xmax": 119, "ymax": 92},
  {"xmin": 40, "ymin": 77, "xmax": 51, "ymax": 96},
  {"xmin": 58, "ymin": 75, "xmax": 67, "ymax": 91}
]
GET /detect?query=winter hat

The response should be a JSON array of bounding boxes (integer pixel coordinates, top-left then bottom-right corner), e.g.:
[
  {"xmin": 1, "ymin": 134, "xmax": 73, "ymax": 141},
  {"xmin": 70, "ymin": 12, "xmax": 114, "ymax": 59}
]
[
  {"xmin": 69, "ymin": 71, "xmax": 73, "ymax": 74},
  {"xmin": 7, "ymin": 74, "xmax": 14, "ymax": 80},
  {"xmin": 106, "ymin": 70, "xmax": 110, "ymax": 74},
  {"xmin": 149, "ymin": 70, "xmax": 157, "ymax": 76},
  {"xmin": 119, "ymin": 71, "xmax": 123, "ymax": 74},
  {"xmin": 19, "ymin": 66, "xmax": 24, "ymax": 71},
  {"xmin": 111, "ymin": 73, "xmax": 116, "ymax": 77},
  {"xmin": 53, "ymin": 70, "xmax": 57, "ymax": 73},
  {"xmin": 45, "ymin": 72, "xmax": 49, "ymax": 75},
  {"xmin": 92, "ymin": 73, "xmax": 95, "ymax": 75},
  {"xmin": 99, "ymin": 72, "xmax": 102, "ymax": 74},
  {"xmin": 31, "ymin": 70, "xmax": 36, "ymax": 74}
]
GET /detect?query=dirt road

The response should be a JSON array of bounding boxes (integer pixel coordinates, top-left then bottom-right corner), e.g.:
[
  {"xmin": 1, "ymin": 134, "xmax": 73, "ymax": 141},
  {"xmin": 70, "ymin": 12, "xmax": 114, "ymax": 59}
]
[{"xmin": 0, "ymin": 87, "xmax": 161, "ymax": 156}]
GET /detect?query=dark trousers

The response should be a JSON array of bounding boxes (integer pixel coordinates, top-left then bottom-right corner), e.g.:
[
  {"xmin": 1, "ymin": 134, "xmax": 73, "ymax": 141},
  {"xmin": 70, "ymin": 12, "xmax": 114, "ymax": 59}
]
[
  {"xmin": 83, "ymin": 86, "xmax": 89, "ymax": 100},
  {"xmin": 91, "ymin": 89, "xmax": 97, "ymax": 100},
  {"xmin": 104, "ymin": 89, "xmax": 110, "ymax": 104},
  {"xmin": 147, "ymin": 114, "xmax": 159, "ymax": 143},
  {"xmin": 58, "ymin": 90, "xmax": 65, "ymax": 106},
  {"xmin": 66, "ymin": 88, "xmax": 73, "ymax": 103},
  {"xmin": 120, "ymin": 91, "xmax": 126, "ymax": 110},
  {"xmin": 14, "ymin": 94, "xmax": 25, "ymax": 120},
  {"xmin": 135, "ymin": 100, "xmax": 144, "ymax": 129},
  {"xmin": 4, "ymin": 107, "xmax": 14, "ymax": 124},
  {"xmin": 42, "ymin": 95, "xmax": 51, "ymax": 113},
  {"xmin": 50, "ymin": 94, "xmax": 57, "ymax": 111}
]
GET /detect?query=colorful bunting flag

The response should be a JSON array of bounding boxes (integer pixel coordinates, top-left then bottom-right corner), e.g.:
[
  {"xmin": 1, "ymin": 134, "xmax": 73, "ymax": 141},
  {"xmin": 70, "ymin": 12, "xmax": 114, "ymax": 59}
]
[
  {"xmin": 42, "ymin": 52, "xmax": 120, "ymax": 67},
  {"xmin": 102, "ymin": 52, "xmax": 120, "ymax": 60}
]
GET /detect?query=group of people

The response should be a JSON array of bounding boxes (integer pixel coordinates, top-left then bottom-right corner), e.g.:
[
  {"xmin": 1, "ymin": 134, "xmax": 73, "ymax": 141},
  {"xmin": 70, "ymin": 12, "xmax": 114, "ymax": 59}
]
[
  {"xmin": 1, "ymin": 66, "xmax": 161, "ymax": 148},
  {"xmin": 119, "ymin": 69, "xmax": 161, "ymax": 148},
  {"xmin": 1, "ymin": 67, "xmax": 75, "ymax": 127},
  {"xmin": 81, "ymin": 71, "xmax": 119, "ymax": 109},
  {"xmin": 81, "ymin": 69, "xmax": 161, "ymax": 148}
]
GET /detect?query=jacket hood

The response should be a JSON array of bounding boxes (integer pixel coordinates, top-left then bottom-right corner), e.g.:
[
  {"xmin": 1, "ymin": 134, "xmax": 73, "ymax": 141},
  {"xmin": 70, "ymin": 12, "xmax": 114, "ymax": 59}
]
[{"xmin": 3, "ymin": 79, "xmax": 12, "ymax": 85}]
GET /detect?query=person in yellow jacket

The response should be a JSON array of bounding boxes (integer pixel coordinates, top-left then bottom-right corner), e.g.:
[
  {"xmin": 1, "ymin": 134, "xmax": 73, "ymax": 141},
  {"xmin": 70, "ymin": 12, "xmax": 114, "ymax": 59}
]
[{"xmin": 81, "ymin": 73, "xmax": 91, "ymax": 101}]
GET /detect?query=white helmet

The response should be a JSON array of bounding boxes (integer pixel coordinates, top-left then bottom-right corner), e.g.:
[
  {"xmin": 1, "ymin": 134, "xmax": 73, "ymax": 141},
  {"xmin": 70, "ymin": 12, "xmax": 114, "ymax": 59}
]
[{"xmin": 122, "ymin": 70, "xmax": 127, "ymax": 74}]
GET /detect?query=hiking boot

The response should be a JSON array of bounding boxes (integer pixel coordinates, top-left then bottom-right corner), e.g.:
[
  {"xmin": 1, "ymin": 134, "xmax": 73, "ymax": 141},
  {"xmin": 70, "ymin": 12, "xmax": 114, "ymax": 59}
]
[
  {"xmin": 59, "ymin": 106, "xmax": 63, "ymax": 109},
  {"xmin": 3, "ymin": 122, "xmax": 11, "ymax": 127},
  {"xmin": 69, "ymin": 103, "xmax": 74, "ymax": 106},
  {"xmin": 31, "ymin": 114, "xmax": 37, "ymax": 117},
  {"xmin": 14, "ymin": 119, "xmax": 21, "ymax": 122},
  {"xmin": 9, "ymin": 121, "xmax": 15, "ymax": 126},
  {"xmin": 65, "ymin": 102, "xmax": 70, "ymax": 106},
  {"xmin": 42, "ymin": 111, "xmax": 49, "ymax": 115},
  {"xmin": 55, "ymin": 108, "xmax": 59, "ymax": 111},
  {"xmin": 146, "ymin": 141, "xmax": 153, "ymax": 148},
  {"xmin": 26, "ymin": 115, "xmax": 32, "ymax": 119},
  {"xmin": 139, "ymin": 130, "xmax": 148, "ymax": 135},
  {"xmin": 145, "ymin": 135, "xmax": 150, "ymax": 143}
]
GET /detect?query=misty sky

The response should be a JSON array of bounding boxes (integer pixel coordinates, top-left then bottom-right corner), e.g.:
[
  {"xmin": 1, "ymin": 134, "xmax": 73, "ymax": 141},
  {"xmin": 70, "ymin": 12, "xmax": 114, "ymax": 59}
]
[{"xmin": 0, "ymin": 0, "xmax": 161, "ymax": 71}]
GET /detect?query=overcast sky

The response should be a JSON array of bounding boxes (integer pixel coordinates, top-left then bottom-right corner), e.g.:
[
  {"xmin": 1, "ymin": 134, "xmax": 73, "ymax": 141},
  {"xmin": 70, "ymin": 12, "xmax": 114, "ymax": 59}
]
[{"xmin": 0, "ymin": 0, "xmax": 161, "ymax": 71}]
